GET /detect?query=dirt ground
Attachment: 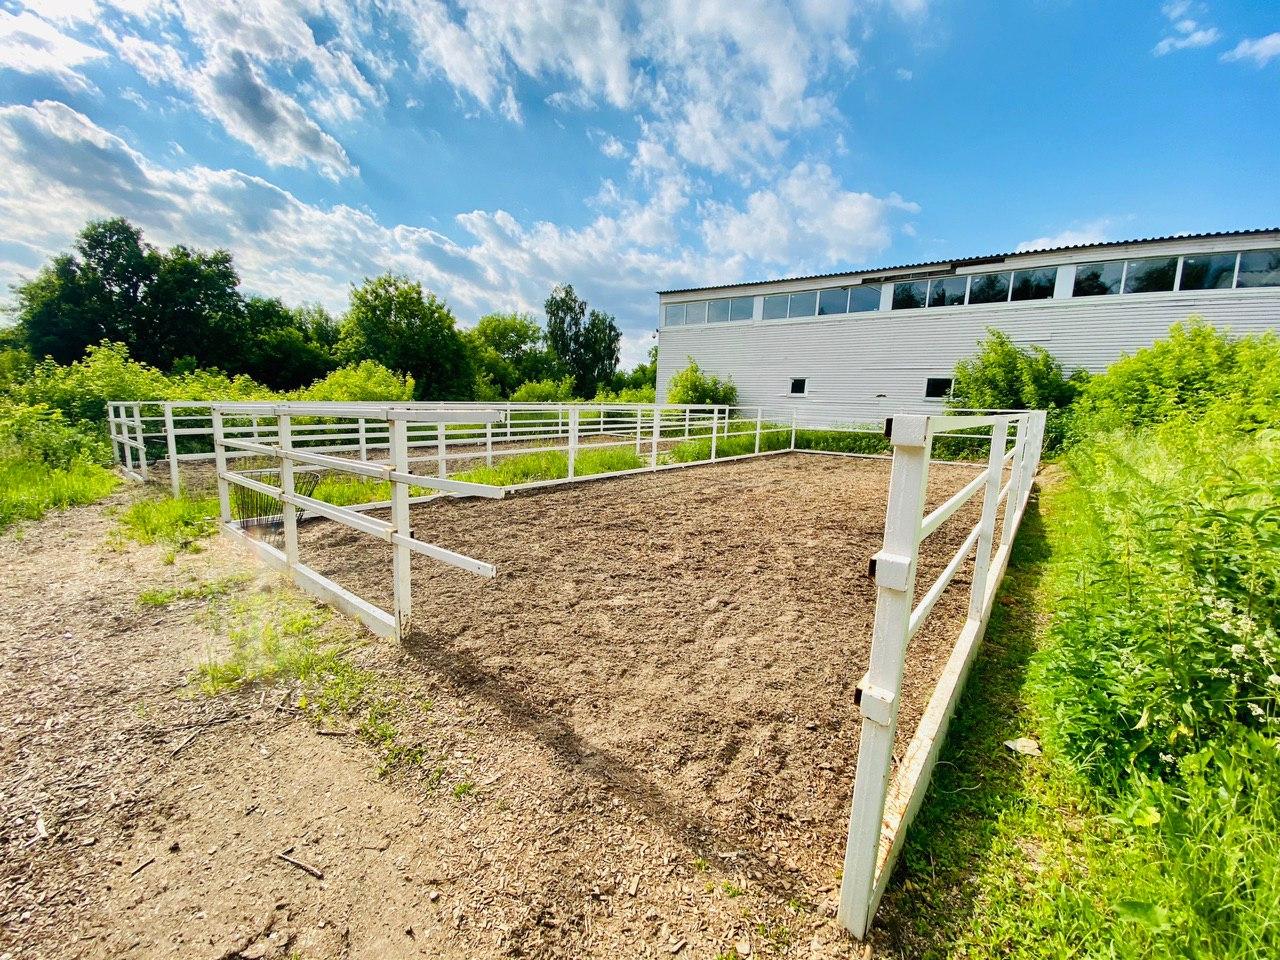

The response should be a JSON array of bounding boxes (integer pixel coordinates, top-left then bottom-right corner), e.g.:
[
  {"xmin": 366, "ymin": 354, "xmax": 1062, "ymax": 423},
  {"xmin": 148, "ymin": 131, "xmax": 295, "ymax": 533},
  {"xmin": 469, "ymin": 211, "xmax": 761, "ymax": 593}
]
[{"xmin": 1, "ymin": 453, "xmax": 981, "ymax": 960}]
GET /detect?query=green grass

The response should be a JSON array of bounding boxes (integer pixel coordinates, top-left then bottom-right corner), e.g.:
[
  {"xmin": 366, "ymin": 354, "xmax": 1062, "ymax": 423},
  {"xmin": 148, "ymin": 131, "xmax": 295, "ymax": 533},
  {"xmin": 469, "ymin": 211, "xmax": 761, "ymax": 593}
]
[
  {"xmin": 877, "ymin": 469, "xmax": 1280, "ymax": 959},
  {"xmin": 115, "ymin": 494, "xmax": 219, "ymax": 550},
  {"xmin": 310, "ymin": 474, "xmax": 395, "ymax": 506},
  {"xmin": 453, "ymin": 445, "xmax": 644, "ymax": 486},
  {"xmin": 138, "ymin": 573, "xmax": 251, "ymax": 607},
  {"xmin": 195, "ymin": 587, "xmax": 431, "ymax": 778},
  {"xmin": 0, "ymin": 456, "xmax": 119, "ymax": 530}
]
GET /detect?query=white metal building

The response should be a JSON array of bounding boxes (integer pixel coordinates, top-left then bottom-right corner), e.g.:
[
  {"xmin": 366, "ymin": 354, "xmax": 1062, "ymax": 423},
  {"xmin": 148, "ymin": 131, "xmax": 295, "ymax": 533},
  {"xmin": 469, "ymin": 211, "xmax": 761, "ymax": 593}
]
[{"xmin": 655, "ymin": 229, "xmax": 1280, "ymax": 420}]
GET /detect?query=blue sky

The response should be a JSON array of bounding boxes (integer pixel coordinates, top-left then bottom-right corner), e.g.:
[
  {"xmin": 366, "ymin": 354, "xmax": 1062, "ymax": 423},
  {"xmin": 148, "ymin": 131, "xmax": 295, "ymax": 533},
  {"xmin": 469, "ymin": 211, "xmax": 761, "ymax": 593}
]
[{"xmin": 0, "ymin": 0, "xmax": 1277, "ymax": 367}]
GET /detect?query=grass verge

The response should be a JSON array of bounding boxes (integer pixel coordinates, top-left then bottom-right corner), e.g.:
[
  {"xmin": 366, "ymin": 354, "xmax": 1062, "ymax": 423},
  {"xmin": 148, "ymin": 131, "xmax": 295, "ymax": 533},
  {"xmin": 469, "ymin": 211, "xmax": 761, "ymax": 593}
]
[
  {"xmin": 453, "ymin": 446, "xmax": 644, "ymax": 485},
  {"xmin": 0, "ymin": 456, "xmax": 119, "ymax": 530},
  {"xmin": 114, "ymin": 494, "xmax": 219, "ymax": 552}
]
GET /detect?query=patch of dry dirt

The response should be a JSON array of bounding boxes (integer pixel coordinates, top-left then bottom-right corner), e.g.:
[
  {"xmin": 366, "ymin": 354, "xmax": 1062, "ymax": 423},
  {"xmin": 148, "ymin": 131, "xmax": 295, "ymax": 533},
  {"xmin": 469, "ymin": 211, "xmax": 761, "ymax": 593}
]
[{"xmin": 2, "ymin": 453, "xmax": 982, "ymax": 960}]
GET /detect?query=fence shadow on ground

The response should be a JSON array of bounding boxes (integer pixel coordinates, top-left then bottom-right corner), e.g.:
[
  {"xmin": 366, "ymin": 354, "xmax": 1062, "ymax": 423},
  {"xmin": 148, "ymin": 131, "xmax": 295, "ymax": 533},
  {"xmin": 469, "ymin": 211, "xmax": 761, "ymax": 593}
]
[
  {"xmin": 869, "ymin": 487, "xmax": 1052, "ymax": 955},
  {"xmin": 399, "ymin": 625, "xmax": 817, "ymax": 904}
]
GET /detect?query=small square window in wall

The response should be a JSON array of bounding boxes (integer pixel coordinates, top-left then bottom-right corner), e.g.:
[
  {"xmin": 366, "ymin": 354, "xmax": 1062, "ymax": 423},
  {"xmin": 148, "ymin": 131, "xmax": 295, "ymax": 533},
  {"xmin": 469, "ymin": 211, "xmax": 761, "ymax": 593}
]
[
  {"xmin": 1123, "ymin": 257, "xmax": 1177, "ymax": 294},
  {"xmin": 790, "ymin": 377, "xmax": 808, "ymax": 396},
  {"xmin": 924, "ymin": 377, "xmax": 953, "ymax": 399},
  {"xmin": 1072, "ymin": 261, "xmax": 1124, "ymax": 296},
  {"xmin": 1237, "ymin": 248, "xmax": 1280, "ymax": 287}
]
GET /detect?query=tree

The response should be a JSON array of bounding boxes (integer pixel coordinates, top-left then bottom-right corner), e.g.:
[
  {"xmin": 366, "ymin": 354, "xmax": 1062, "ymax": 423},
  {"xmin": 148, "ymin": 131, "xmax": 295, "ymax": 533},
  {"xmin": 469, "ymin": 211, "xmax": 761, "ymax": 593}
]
[
  {"xmin": 611, "ymin": 344, "xmax": 657, "ymax": 392},
  {"xmin": 338, "ymin": 274, "xmax": 473, "ymax": 400},
  {"xmin": 465, "ymin": 311, "xmax": 555, "ymax": 397},
  {"xmin": 543, "ymin": 283, "xmax": 621, "ymax": 396},
  {"xmin": 238, "ymin": 298, "xmax": 337, "ymax": 390},
  {"xmin": 139, "ymin": 245, "xmax": 247, "ymax": 370}
]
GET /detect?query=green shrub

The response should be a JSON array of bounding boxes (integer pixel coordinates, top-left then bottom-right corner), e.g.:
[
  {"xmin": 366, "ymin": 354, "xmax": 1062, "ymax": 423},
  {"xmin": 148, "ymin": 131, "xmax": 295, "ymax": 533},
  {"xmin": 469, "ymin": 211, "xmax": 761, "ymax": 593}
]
[
  {"xmin": 0, "ymin": 400, "xmax": 111, "ymax": 467},
  {"xmin": 665, "ymin": 359, "xmax": 737, "ymax": 406},
  {"xmin": 793, "ymin": 427, "xmax": 890, "ymax": 456},
  {"xmin": 291, "ymin": 359, "xmax": 414, "ymax": 402},
  {"xmin": 593, "ymin": 384, "xmax": 657, "ymax": 404},
  {"xmin": 1070, "ymin": 320, "xmax": 1280, "ymax": 440},
  {"xmin": 952, "ymin": 328, "xmax": 1088, "ymax": 451},
  {"xmin": 1033, "ymin": 422, "xmax": 1279, "ymax": 788},
  {"xmin": 510, "ymin": 376, "xmax": 577, "ymax": 403}
]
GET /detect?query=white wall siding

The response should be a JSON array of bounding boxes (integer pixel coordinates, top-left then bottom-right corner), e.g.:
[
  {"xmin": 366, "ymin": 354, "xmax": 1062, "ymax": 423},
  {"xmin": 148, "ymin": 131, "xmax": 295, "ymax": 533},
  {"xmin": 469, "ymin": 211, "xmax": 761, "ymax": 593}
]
[{"xmin": 656, "ymin": 288, "xmax": 1280, "ymax": 422}]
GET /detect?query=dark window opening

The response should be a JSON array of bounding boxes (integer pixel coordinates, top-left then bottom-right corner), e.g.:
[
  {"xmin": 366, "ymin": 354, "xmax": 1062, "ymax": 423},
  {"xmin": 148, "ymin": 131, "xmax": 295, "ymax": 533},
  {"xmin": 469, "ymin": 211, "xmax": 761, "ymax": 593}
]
[
  {"xmin": 790, "ymin": 377, "xmax": 808, "ymax": 396},
  {"xmin": 924, "ymin": 377, "xmax": 953, "ymax": 399}
]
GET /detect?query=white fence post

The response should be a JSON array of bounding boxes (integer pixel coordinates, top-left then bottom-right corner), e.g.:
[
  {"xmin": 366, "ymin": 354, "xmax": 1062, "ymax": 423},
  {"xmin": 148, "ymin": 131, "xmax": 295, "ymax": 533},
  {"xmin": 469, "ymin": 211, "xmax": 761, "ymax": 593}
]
[
  {"xmin": 132, "ymin": 404, "xmax": 149, "ymax": 481},
  {"xmin": 684, "ymin": 407, "xmax": 691, "ymax": 438},
  {"xmin": 967, "ymin": 417, "xmax": 1008, "ymax": 622},
  {"xmin": 390, "ymin": 416, "xmax": 412, "ymax": 641},
  {"xmin": 755, "ymin": 406, "xmax": 763, "ymax": 454},
  {"xmin": 710, "ymin": 407, "xmax": 719, "ymax": 461},
  {"xmin": 568, "ymin": 408, "xmax": 579, "ymax": 479},
  {"xmin": 436, "ymin": 423, "xmax": 446, "ymax": 478},
  {"xmin": 999, "ymin": 416, "xmax": 1029, "ymax": 547},
  {"xmin": 163, "ymin": 403, "xmax": 180, "ymax": 497},
  {"xmin": 650, "ymin": 405, "xmax": 660, "ymax": 468},
  {"xmin": 790, "ymin": 410, "xmax": 798, "ymax": 450},
  {"xmin": 358, "ymin": 418, "xmax": 368, "ymax": 461},
  {"xmin": 838, "ymin": 414, "xmax": 933, "ymax": 939},
  {"xmin": 279, "ymin": 414, "xmax": 299, "ymax": 567},
  {"xmin": 485, "ymin": 421, "xmax": 493, "ymax": 467},
  {"xmin": 212, "ymin": 407, "xmax": 231, "ymax": 525},
  {"xmin": 635, "ymin": 408, "xmax": 643, "ymax": 455}
]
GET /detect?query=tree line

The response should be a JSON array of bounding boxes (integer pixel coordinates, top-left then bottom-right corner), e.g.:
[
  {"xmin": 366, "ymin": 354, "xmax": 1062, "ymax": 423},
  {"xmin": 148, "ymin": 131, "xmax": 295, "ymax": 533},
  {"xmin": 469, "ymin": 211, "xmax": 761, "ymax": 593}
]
[{"xmin": 5, "ymin": 218, "xmax": 654, "ymax": 400}]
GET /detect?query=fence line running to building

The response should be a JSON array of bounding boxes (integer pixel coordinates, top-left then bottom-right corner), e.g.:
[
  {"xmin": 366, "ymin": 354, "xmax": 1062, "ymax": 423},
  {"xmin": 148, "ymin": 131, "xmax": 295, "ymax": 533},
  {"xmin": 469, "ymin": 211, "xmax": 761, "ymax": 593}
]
[{"xmin": 837, "ymin": 409, "xmax": 1046, "ymax": 938}]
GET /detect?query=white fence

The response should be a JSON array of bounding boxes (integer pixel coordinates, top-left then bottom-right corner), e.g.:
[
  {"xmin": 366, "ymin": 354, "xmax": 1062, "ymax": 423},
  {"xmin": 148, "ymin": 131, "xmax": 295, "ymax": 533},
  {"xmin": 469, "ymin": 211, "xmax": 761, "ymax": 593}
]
[
  {"xmin": 107, "ymin": 398, "xmax": 1045, "ymax": 940},
  {"xmin": 838, "ymin": 409, "xmax": 1046, "ymax": 938}
]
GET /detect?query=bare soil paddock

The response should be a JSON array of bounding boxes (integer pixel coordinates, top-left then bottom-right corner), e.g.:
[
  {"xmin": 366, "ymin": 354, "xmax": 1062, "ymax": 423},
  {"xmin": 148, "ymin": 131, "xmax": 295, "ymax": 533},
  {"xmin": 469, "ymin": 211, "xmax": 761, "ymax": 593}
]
[{"xmin": 2, "ymin": 452, "xmax": 980, "ymax": 959}]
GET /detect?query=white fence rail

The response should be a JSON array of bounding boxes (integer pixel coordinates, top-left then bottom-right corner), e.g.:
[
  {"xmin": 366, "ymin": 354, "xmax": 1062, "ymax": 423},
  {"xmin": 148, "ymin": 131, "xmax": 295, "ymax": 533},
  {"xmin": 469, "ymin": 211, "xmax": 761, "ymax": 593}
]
[
  {"xmin": 110, "ymin": 398, "xmax": 1046, "ymax": 939},
  {"xmin": 837, "ymin": 409, "xmax": 1046, "ymax": 938}
]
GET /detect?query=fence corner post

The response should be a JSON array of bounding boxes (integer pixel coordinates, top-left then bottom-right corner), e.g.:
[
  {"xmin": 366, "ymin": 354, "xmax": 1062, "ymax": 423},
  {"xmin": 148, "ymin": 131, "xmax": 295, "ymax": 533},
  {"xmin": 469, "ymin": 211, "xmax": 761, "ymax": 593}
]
[
  {"xmin": 837, "ymin": 412, "xmax": 932, "ymax": 940},
  {"xmin": 279, "ymin": 414, "xmax": 299, "ymax": 567}
]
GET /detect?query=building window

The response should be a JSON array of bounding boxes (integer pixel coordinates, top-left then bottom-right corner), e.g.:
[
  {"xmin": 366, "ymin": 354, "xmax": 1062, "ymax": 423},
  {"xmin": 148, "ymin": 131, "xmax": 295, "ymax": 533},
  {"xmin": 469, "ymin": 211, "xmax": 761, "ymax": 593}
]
[
  {"xmin": 968, "ymin": 272, "xmax": 1011, "ymax": 304},
  {"xmin": 928, "ymin": 276, "xmax": 968, "ymax": 307},
  {"xmin": 707, "ymin": 299, "xmax": 732, "ymax": 323},
  {"xmin": 817, "ymin": 288, "xmax": 848, "ymax": 315},
  {"xmin": 788, "ymin": 290, "xmax": 818, "ymax": 318},
  {"xmin": 727, "ymin": 296, "xmax": 754, "ymax": 321},
  {"xmin": 924, "ymin": 377, "xmax": 953, "ymax": 399},
  {"xmin": 1236, "ymin": 248, "xmax": 1280, "ymax": 287},
  {"xmin": 790, "ymin": 377, "xmax": 808, "ymax": 396},
  {"xmin": 1072, "ymin": 261, "xmax": 1124, "ymax": 297},
  {"xmin": 663, "ymin": 303, "xmax": 685, "ymax": 326},
  {"xmin": 762, "ymin": 294, "xmax": 788, "ymax": 320},
  {"xmin": 1180, "ymin": 253, "xmax": 1238, "ymax": 290},
  {"xmin": 685, "ymin": 301, "xmax": 707, "ymax": 324},
  {"xmin": 848, "ymin": 284, "xmax": 881, "ymax": 312},
  {"xmin": 1011, "ymin": 267, "xmax": 1056, "ymax": 301},
  {"xmin": 892, "ymin": 280, "xmax": 928, "ymax": 309},
  {"xmin": 1123, "ymin": 257, "xmax": 1177, "ymax": 294}
]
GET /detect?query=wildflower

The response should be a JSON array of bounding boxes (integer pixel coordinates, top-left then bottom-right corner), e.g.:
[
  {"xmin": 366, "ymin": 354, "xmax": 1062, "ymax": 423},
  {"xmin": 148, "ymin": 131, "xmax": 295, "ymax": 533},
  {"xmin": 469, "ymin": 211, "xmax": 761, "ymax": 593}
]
[
  {"xmin": 1249, "ymin": 702, "xmax": 1266, "ymax": 718},
  {"xmin": 1268, "ymin": 674, "xmax": 1280, "ymax": 686},
  {"xmin": 1230, "ymin": 644, "xmax": 1246, "ymax": 658}
]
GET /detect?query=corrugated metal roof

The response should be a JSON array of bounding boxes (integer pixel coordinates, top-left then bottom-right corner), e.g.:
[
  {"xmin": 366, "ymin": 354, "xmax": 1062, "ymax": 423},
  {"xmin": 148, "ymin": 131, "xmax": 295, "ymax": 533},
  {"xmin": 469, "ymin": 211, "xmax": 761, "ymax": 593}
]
[{"xmin": 655, "ymin": 227, "xmax": 1280, "ymax": 296}]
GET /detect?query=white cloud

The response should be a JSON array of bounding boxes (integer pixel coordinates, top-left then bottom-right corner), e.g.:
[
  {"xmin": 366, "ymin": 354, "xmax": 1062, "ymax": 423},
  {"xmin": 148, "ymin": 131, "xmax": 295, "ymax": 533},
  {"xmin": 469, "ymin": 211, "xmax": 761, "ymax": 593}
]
[
  {"xmin": 1153, "ymin": 2, "xmax": 1220, "ymax": 56},
  {"xmin": 0, "ymin": 10, "xmax": 105, "ymax": 89},
  {"xmin": 895, "ymin": 67, "xmax": 913, "ymax": 80},
  {"xmin": 1221, "ymin": 33, "xmax": 1280, "ymax": 67},
  {"xmin": 700, "ymin": 162, "xmax": 918, "ymax": 268},
  {"xmin": 600, "ymin": 134, "xmax": 627, "ymax": 159},
  {"xmin": 1016, "ymin": 219, "xmax": 1114, "ymax": 253}
]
